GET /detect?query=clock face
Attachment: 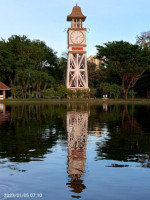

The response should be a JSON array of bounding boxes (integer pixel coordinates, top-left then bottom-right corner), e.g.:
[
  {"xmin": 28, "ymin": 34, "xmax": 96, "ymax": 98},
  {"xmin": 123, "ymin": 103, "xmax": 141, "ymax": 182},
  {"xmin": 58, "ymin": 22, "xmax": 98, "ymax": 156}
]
[{"xmin": 70, "ymin": 31, "xmax": 84, "ymax": 44}]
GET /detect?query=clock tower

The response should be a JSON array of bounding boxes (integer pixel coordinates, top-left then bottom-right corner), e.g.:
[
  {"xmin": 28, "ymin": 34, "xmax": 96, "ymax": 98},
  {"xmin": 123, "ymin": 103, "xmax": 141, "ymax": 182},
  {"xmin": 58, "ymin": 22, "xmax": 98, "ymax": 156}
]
[{"xmin": 66, "ymin": 4, "xmax": 88, "ymax": 90}]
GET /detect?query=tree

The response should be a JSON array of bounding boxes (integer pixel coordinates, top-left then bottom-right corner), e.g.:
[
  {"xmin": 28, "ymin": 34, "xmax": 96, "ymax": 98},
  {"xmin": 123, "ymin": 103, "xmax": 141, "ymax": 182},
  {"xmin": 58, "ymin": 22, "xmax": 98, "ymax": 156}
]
[
  {"xmin": 56, "ymin": 85, "xmax": 68, "ymax": 99},
  {"xmin": 99, "ymin": 82, "xmax": 111, "ymax": 94},
  {"xmin": 42, "ymin": 88, "xmax": 55, "ymax": 98},
  {"xmin": 136, "ymin": 31, "xmax": 150, "ymax": 48},
  {"xmin": 134, "ymin": 70, "xmax": 150, "ymax": 98},
  {"xmin": 87, "ymin": 61, "xmax": 97, "ymax": 72},
  {"xmin": 96, "ymin": 41, "xmax": 150, "ymax": 99},
  {"xmin": 136, "ymin": 31, "xmax": 150, "ymax": 98},
  {"xmin": 55, "ymin": 53, "xmax": 67, "ymax": 84},
  {"xmin": 0, "ymin": 35, "xmax": 58, "ymax": 98},
  {"xmin": 87, "ymin": 61, "xmax": 105, "ymax": 88},
  {"xmin": 100, "ymin": 82, "xmax": 122, "ymax": 98}
]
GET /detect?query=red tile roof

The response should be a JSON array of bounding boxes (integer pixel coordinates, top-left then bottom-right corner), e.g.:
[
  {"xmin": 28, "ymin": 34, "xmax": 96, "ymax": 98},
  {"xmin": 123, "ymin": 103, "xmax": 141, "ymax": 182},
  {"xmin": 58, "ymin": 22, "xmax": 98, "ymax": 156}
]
[
  {"xmin": 0, "ymin": 81, "xmax": 10, "ymax": 90},
  {"xmin": 67, "ymin": 4, "xmax": 86, "ymax": 21}
]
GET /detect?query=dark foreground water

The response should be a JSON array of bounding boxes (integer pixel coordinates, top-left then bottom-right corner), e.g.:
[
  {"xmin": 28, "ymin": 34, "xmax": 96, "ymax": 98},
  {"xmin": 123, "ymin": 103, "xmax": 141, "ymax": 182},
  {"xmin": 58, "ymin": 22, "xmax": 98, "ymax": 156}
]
[{"xmin": 0, "ymin": 103, "xmax": 150, "ymax": 200}]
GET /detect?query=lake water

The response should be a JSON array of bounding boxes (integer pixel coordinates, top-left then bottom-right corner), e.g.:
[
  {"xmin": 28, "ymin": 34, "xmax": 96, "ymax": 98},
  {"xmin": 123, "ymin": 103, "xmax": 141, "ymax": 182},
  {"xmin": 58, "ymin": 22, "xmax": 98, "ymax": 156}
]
[{"xmin": 0, "ymin": 103, "xmax": 150, "ymax": 200}]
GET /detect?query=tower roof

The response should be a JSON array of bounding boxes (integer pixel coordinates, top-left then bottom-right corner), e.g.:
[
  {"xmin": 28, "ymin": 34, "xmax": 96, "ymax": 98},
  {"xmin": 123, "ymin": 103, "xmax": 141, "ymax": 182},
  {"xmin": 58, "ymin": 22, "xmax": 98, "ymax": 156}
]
[{"xmin": 67, "ymin": 4, "xmax": 86, "ymax": 21}]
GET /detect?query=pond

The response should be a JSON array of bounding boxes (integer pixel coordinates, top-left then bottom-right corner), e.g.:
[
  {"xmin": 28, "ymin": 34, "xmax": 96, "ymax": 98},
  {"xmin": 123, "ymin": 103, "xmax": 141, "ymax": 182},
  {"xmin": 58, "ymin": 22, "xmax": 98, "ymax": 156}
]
[{"xmin": 0, "ymin": 103, "xmax": 150, "ymax": 200}]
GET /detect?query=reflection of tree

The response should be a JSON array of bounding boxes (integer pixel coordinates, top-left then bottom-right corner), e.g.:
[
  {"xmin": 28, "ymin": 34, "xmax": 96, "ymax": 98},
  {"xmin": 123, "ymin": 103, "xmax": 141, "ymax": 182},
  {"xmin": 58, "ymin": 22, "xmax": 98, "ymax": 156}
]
[
  {"xmin": 88, "ymin": 104, "xmax": 121, "ymax": 132},
  {"xmin": 121, "ymin": 104, "xmax": 141, "ymax": 134},
  {"xmin": 0, "ymin": 103, "xmax": 90, "ymax": 163},
  {"xmin": 66, "ymin": 110, "xmax": 88, "ymax": 198},
  {"xmin": 1, "ymin": 102, "xmax": 150, "ymax": 172},
  {"xmin": 96, "ymin": 104, "xmax": 150, "ymax": 168},
  {"xmin": 0, "ymin": 104, "xmax": 67, "ymax": 162}
]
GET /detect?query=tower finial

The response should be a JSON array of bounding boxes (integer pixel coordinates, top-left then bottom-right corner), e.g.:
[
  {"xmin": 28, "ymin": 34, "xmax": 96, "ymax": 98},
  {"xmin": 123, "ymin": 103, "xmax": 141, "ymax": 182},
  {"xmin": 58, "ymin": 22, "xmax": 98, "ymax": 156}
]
[{"xmin": 76, "ymin": 3, "xmax": 78, "ymax": 6}]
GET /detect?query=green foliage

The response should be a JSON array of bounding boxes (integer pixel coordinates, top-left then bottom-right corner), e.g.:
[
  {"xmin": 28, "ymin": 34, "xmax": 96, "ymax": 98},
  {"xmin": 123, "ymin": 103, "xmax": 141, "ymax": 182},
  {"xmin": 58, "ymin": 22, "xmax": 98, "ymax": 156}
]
[
  {"xmin": 42, "ymin": 88, "xmax": 55, "ymax": 98},
  {"xmin": 100, "ymin": 82, "xmax": 122, "ymax": 98},
  {"xmin": 96, "ymin": 41, "xmax": 150, "ymax": 99},
  {"xmin": 56, "ymin": 85, "xmax": 68, "ymax": 99},
  {"xmin": 100, "ymin": 82, "xmax": 111, "ymax": 94},
  {"xmin": 0, "ymin": 35, "xmax": 57, "ymax": 98},
  {"xmin": 43, "ymin": 86, "xmax": 71, "ymax": 99},
  {"xmin": 83, "ymin": 90, "xmax": 90, "ymax": 98},
  {"xmin": 87, "ymin": 61, "xmax": 105, "ymax": 88},
  {"xmin": 87, "ymin": 61, "xmax": 97, "ymax": 72},
  {"xmin": 134, "ymin": 71, "xmax": 150, "ymax": 98},
  {"xmin": 76, "ymin": 89, "xmax": 90, "ymax": 98},
  {"xmin": 76, "ymin": 90, "xmax": 82, "ymax": 98},
  {"xmin": 55, "ymin": 54, "xmax": 67, "ymax": 84},
  {"xmin": 110, "ymin": 84, "xmax": 122, "ymax": 98},
  {"xmin": 128, "ymin": 89, "xmax": 136, "ymax": 98},
  {"xmin": 11, "ymin": 85, "xmax": 23, "ymax": 99},
  {"xmin": 136, "ymin": 31, "xmax": 150, "ymax": 48},
  {"xmin": 1, "ymin": 34, "xmax": 150, "ymax": 100},
  {"xmin": 90, "ymin": 88, "xmax": 97, "ymax": 98}
]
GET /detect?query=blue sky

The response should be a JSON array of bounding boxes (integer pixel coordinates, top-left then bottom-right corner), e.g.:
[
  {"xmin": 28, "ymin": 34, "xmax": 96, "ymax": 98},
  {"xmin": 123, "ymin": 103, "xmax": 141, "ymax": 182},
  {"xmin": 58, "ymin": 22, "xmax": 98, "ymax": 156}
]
[{"xmin": 0, "ymin": 0, "xmax": 150, "ymax": 57}]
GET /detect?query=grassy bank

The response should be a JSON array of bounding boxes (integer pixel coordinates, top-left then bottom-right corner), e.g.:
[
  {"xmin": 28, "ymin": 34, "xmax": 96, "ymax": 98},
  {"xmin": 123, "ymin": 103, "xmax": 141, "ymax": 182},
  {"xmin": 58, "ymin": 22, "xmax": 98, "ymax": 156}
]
[{"xmin": 0, "ymin": 98, "xmax": 150, "ymax": 104}]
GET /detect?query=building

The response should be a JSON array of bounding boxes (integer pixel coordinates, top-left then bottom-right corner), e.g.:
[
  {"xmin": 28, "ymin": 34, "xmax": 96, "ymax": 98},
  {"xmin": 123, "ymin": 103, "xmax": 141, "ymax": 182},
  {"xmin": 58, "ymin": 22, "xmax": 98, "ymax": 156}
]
[
  {"xmin": 0, "ymin": 81, "xmax": 10, "ymax": 100},
  {"xmin": 87, "ymin": 55, "xmax": 104, "ymax": 69},
  {"xmin": 66, "ymin": 4, "xmax": 88, "ymax": 90}
]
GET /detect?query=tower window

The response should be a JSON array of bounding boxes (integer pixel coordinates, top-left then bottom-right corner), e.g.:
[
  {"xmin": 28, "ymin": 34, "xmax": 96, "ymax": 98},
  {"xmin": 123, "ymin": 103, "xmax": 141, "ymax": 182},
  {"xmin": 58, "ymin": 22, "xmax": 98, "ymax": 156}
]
[{"xmin": 71, "ymin": 19, "xmax": 82, "ymax": 28}]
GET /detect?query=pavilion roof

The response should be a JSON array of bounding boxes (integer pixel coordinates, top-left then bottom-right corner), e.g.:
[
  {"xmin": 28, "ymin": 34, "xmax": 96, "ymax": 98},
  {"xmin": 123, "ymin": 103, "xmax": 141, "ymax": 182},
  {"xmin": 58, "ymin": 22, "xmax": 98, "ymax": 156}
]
[{"xmin": 0, "ymin": 81, "xmax": 10, "ymax": 90}]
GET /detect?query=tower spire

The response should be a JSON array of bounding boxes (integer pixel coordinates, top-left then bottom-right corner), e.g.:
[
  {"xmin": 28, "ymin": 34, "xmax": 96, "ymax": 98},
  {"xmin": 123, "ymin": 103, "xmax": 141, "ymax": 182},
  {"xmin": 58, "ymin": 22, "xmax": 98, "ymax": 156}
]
[{"xmin": 67, "ymin": 4, "xmax": 86, "ymax": 21}]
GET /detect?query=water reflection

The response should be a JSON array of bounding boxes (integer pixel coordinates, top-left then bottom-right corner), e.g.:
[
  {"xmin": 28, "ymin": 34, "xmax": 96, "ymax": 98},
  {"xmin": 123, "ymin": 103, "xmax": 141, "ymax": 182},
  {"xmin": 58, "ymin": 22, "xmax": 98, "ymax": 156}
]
[
  {"xmin": 102, "ymin": 103, "xmax": 108, "ymax": 112},
  {"xmin": 66, "ymin": 110, "xmax": 88, "ymax": 198},
  {"xmin": 0, "ymin": 103, "xmax": 150, "ymax": 199},
  {"xmin": 0, "ymin": 104, "xmax": 67, "ymax": 163},
  {"xmin": 96, "ymin": 104, "xmax": 150, "ymax": 168},
  {"xmin": 0, "ymin": 103, "xmax": 150, "ymax": 169},
  {"xmin": 0, "ymin": 104, "xmax": 10, "ymax": 125}
]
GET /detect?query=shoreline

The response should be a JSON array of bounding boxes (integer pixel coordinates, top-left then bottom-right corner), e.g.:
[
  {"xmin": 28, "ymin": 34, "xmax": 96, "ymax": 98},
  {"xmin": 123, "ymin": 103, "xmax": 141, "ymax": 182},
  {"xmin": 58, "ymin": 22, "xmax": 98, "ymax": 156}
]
[{"xmin": 0, "ymin": 99, "xmax": 150, "ymax": 104}]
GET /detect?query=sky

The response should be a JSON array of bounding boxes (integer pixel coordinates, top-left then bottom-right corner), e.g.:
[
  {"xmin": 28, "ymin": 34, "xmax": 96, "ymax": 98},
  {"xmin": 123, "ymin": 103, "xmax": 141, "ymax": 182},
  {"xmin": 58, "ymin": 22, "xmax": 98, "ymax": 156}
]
[{"xmin": 0, "ymin": 0, "xmax": 150, "ymax": 57}]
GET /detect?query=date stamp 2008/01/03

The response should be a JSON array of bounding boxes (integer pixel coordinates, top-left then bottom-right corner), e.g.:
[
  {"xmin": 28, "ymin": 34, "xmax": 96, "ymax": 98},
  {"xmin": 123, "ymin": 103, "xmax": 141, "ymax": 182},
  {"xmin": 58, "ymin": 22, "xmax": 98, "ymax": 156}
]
[{"xmin": 4, "ymin": 193, "xmax": 43, "ymax": 198}]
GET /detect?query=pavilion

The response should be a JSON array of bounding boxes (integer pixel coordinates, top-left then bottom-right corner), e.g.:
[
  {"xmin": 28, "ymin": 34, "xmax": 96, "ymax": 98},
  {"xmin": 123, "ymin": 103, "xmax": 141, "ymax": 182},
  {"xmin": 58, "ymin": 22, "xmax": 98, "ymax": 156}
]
[{"xmin": 0, "ymin": 81, "xmax": 10, "ymax": 100}]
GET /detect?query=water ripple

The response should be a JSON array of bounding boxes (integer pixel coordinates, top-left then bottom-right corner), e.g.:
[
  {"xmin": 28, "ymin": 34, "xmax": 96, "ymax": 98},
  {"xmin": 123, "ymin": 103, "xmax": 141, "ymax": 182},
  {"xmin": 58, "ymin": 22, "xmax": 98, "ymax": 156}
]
[{"xmin": 0, "ymin": 183, "xmax": 12, "ymax": 200}]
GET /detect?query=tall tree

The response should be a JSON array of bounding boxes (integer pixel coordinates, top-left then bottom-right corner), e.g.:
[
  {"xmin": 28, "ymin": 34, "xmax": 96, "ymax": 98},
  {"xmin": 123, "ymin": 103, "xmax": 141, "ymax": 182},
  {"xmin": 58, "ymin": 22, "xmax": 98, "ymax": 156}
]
[
  {"xmin": 0, "ymin": 35, "xmax": 57, "ymax": 98},
  {"xmin": 136, "ymin": 31, "xmax": 150, "ymax": 98},
  {"xmin": 96, "ymin": 41, "xmax": 150, "ymax": 98},
  {"xmin": 136, "ymin": 31, "xmax": 150, "ymax": 48}
]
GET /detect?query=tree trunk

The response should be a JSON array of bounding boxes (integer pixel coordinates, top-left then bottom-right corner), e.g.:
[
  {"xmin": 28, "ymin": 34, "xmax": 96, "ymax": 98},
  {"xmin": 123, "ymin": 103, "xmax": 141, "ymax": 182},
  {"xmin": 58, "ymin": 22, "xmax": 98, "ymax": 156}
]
[
  {"xmin": 29, "ymin": 87, "xmax": 31, "ymax": 99},
  {"xmin": 124, "ymin": 89, "xmax": 129, "ymax": 99},
  {"xmin": 9, "ymin": 78, "xmax": 13, "ymax": 97},
  {"xmin": 36, "ymin": 91, "xmax": 38, "ymax": 98},
  {"xmin": 122, "ymin": 77, "xmax": 129, "ymax": 99},
  {"xmin": 36, "ymin": 85, "xmax": 38, "ymax": 98},
  {"xmin": 21, "ymin": 86, "xmax": 24, "ymax": 99},
  {"xmin": 121, "ymin": 70, "xmax": 146, "ymax": 99},
  {"xmin": 39, "ymin": 85, "xmax": 41, "ymax": 98}
]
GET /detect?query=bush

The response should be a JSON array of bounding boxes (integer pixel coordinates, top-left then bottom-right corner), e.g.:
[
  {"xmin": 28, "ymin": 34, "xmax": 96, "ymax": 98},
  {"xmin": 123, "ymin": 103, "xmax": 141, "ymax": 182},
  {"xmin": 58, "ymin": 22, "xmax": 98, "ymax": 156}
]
[
  {"xmin": 111, "ymin": 84, "xmax": 122, "ymax": 98},
  {"xmin": 90, "ymin": 88, "xmax": 97, "ymax": 98},
  {"xmin": 42, "ymin": 88, "xmax": 55, "ymax": 98},
  {"xmin": 56, "ymin": 86, "xmax": 68, "ymax": 99},
  {"xmin": 100, "ymin": 82, "xmax": 122, "ymax": 98},
  {"xmin": 129, "ymin": 89, "xmax": 136, "ymax": 98},
  {"xmin": 11, "ymin": 85, "xmax": 24, "ymax": 99}
]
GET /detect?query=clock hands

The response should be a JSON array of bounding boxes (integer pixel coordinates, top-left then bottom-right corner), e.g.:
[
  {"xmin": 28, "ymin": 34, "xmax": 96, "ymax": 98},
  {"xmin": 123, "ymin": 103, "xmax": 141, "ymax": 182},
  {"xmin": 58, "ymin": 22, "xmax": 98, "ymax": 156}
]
[
  {"xmin": 71, "ymin": 31, "xmax": 84, "ymax": 44},
  {"xmin": 75, "ymin": 35, "xmax": 84, "ymax": 42},
  {"xmin": 75, "ymin": 36, "xmax": 80, "ymax": 40}
]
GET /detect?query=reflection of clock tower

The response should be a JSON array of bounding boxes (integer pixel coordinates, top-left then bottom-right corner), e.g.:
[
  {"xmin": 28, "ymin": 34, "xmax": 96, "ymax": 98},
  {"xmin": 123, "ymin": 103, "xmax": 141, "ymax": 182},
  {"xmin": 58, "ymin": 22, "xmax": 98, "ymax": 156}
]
[{"xmin": 66, "ymin": 4, "xmax": 88, "ymax": 89}]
